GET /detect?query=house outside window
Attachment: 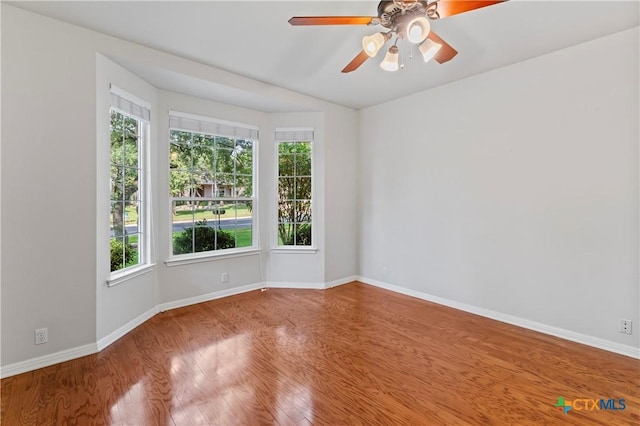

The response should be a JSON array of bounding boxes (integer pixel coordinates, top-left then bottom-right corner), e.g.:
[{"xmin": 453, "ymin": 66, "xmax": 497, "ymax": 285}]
[
  {"xmin": 169, "ymin": 111, "xmax": 257, "ymax": 257},
  {"xmin": 276, "ymin": 128, "xmax": 314, "ymax": 247}
]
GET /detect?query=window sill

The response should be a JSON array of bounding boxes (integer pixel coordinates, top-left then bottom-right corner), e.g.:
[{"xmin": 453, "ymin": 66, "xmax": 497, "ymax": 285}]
[
  {"xmin": 271, "ymin": 246, "xmax": 318, "ymax": 254},
  {"xmin": 107, "ymin": 263, "xmax": 155, "ymax": 287},
  {"xmin": 165, "ymin": 248, "xmax": 261, "ymax": 267}
]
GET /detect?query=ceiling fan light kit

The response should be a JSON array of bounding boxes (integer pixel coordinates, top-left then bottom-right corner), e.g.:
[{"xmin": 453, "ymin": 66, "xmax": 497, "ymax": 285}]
[
  {"xmin": 405, "ymin": 16, "xmax": 431, "ymax": 44},
  {"xmin": 288, "ymin": 0, "xmax": 507, "ymax": 73},
  {"xmin": 419, "ymin": 38, "xmax": 443, "ymax": 62},
  {"xmin": 380, "ymin": 45, "xmax": 400, "ymax": 72},
  {"xmin": 362, "ymin": 32, "xmax": 389, "ymax": 57}
]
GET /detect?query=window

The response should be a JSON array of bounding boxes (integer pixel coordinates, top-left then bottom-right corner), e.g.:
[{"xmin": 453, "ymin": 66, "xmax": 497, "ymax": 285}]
[
  {"xmin": 169, "ymin": 112, "xmax": 257, "ymax": 257},
  {"xmin": 109, "ymin": 90, "xmax": 150, "ymax": 273},
  {"xmin": 276, "ymin": 128, "xmax": 313, "ymax": 247}
]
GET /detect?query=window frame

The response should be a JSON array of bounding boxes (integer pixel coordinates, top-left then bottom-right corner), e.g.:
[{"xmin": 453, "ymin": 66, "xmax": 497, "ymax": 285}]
[
  {"xmin": 274, "ymin": 128, "xmax": 315, "ymax": 251},
  {"xmin": 108, "ymin": 101, "xmax": 152, "ymax": 284},
  {"xmin": 167, "ymin": 113, "xmax": 259, "ymax": 263}
]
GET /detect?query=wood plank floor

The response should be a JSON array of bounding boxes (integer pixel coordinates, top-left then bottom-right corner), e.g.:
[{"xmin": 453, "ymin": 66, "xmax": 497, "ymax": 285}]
[{"xmin": 2, "ymin": 282, "xmax": 639, "ymax": 425}]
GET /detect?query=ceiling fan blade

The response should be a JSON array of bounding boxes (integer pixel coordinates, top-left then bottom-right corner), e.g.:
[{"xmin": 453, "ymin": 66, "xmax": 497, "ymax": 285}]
[
  {"xmin": 288, "ymin": 16, "xmax": 375, "ymax": 26},
  {"xmin": 427, "ymin": 31, "xmax": 458, "ymax": 64},
  {"xmin": 342, "ymin": 50, "xmax": 370, "ymax": 73},
  {"xmin": 434, "ymin": 1, "xmax": 506, "ymax": 19}
]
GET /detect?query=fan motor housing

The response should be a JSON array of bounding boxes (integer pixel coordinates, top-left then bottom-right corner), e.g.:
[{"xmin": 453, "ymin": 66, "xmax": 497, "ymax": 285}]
[{"xmin": 377, "ymin": 0, "xmax": 436, "ymax": 28}]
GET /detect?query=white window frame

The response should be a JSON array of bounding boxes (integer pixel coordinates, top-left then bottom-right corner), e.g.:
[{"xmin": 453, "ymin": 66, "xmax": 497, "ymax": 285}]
[
  {"xmin": 166, "ymin": 111, "xmax": 259, "ymax": 265},
  {"xmin": 108, "ymin": 87, "xmax": 152, "ymax": 285},
  {"xmin": 273, "ymin": 127, "xmax": 316, "ymax": 252}
]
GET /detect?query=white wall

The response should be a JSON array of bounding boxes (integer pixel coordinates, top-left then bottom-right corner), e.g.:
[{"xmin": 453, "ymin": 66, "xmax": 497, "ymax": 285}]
[
  {"xmin": 359, "ymin": 27, "xmax": 639, "ymax": 352},
  {"xmin": 267, "ymin": 112, "xmax": 326, "ymax": 286},
  {"xmin": 2, "ymin": 6, "xmax": 99, "ymax": 366},
  {"xmin": 324, "ymin": 108, "xmax": 359, "ymax": 283},
  {"xmin": 156, "ymin": 91, "xmax": 268, "ymax": 304},
  {"xmin": 1, "ymin": 4, "xmax": 359, "ymax": 374},
  {"xmin": 95, "ymin": 55, "xmax": 159, "ymax": 343},
  {"xmin": 4, "ymin": 0, "xmax": 633, "ymax": 376}
]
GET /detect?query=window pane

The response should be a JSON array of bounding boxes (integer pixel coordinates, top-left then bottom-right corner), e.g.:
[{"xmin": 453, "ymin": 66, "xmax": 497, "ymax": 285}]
[
  {"xmin": 277, "ymin": 223, "xmax": 294, "ymax": 246},
  {"xmin": 234, "ymin": 175, "xmax": 252, "ymax": 197},
  {"xmin": 277, "ymin": 140, "xmax": 312, "ymax": 247},
  {"xmin": 111, "ymin": 201, "xmax": 126, "ymax": 237},
  {"xmin": 235, "ymin": 140, "xmax": 253, "ymax": 175},
  {"xmin": 123, "ymin": 167, "xmax": 139, "ymax": 201},
  {"xmin": 173, "ymin": 201, "xmax": 195, "ymax": 255},
  {"xmin": 278, "ymin": 154, "xmax": 294, "ymax": 177},
  {"xmin": 170, "ymin": 142, "xmax": 190, "ymax": 171},
  {"xmin": 216, "ymin": 136, "xmax": 234, "ymax": 150},
  {"xmin": 278, "ymin": 201, "xmax": 294, "ymax": 222},
  {"xmin": 196, "ymin": 200, "xmax": 217, "ymax": 224},
  {"xmin": 170, "ymin": 130, "xmax": 192, "ymax": 146},
  {"xmin": 170, "ymin": 125, "xmax": 256, "ymax": 256},
  {"xmin": 192, "ymin": 171, "xmax": 208, "ymax": 198},
  {"xmin": 295, "ymin": 152, "xmax": 312, "ymax": 176},
  {"xmin": 215, "ymin": 148, "xmax": 234, "ymax": 174},
  {"xmin": 127, "ymin": 233, "xmax": 141, "ymax": 267},
  {"xmin": 110, "ymin": 237, "xmax": 125, "ymax": 272},
  {"xmin": 124, "ymin": 201, "xmax": 139, "ymax": 233},
  {"xmin": 193, "ymin": 144, "xmax": 214, "ymax": 173},
  {"xmin": 215, "ymin": 173, "xmax": 234, "ymax": 191},
  {"xmin": 109, "ymin": 109, "xmax": 146, "ymax": 273},
  {"xmin": 123, "ymin": 135, "xmax": 139, "ymax": 168},
  {"xmin": 278, "ymin": 142, "xmax": 293, "ymax": 155},
  {"xmin": 295, "ymin": 201, "xmax": 312, "ymax": 223},
  {"xmin": 278, "ymin": 178, "xmax": 294, "ymax": 201},
  {"xmin": 294, "ymin": 223, "xmax": 312, "ymax": 246},
  {"xmin": 110, "ymin": 165, "xmax": 124, "ymax": 201},
  {"xmin": 170, "ymin": 170, "xmax": 191, "ymax": 197},
  {"xmin": 235, "ymin": 201, "xmax": 253, "ymax": 248},
  {"xmin": 193, "ymin": 220, "xmax": 216, "ymax": 253},
  {"xmin": 293, "ymin": 142, "xmax": 310, "ymax": 154},
  {"xmin": 295, "ymin": 177, "xmax": 312, "ymax": 200}
]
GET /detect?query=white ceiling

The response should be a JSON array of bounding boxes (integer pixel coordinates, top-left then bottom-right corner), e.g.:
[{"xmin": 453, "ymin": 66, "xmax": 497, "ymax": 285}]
[{"xmin": 10, "ymin": 1, "xmax": 639, "ymax": 110}]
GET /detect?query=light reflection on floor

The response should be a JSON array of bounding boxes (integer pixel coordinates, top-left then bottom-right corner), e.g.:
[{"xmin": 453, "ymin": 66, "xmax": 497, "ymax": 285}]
[{"xmin": 112, "ymin": 324, "xmax": 317, "ymax": 423}]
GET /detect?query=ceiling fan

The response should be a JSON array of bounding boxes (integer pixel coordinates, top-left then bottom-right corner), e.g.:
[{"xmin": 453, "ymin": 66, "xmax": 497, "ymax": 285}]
[{"xmin": 289, "ymin": 0, "xmax": 506, "ymax": 73}]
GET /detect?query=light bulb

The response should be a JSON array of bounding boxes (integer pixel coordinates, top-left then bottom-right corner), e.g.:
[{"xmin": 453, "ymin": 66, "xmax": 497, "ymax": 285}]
[
  {"xmin": 409, "ymin": 25, "xmax": 422, "ymax": 41},
  {"xmin": 362, "ymin": 33, "xmax": 386, "ymax": 57},
  {"xmin": 380, "ymin": 46, "xmax": 399, "ymax": 72},
  {"xmin": 418, "ymin": 39, "xmax": 442, "ymax": 62},
  {"xmin": 406, "ymin": 16, "xmax": 430, "ymax": 44}
]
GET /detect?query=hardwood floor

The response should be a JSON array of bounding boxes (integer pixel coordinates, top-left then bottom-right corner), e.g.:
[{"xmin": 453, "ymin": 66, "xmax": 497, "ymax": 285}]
[{"xmin": 2, "ymin": 282, "xmax": 639, "ymax": 425}]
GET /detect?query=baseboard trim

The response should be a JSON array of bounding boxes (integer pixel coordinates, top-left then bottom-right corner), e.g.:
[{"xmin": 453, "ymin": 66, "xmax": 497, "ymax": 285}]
[
  {"xmin": 357, "ymin": 276, "xmax": 640, "ymax": 360},
  {"xmin": 0, "ymin": 343, "xmax": 98, "ymax": 379},
  {"xmin": 96, "ymin": 306, "xmax": 159, "ymax": 351},
  {"xmin": 325, "ymin": 275, "xmax": 358, "ymax": 289},
  {"xmin": 157, "ymin": 282, "xmax": 265, "ymax": 312},
  {"xmin": 267, "ymin": 276, "xmax": 358, "ymax": 290},
  {"xmin": 267, "ymin": 281, "xmax": 325, "ymax": 289}
]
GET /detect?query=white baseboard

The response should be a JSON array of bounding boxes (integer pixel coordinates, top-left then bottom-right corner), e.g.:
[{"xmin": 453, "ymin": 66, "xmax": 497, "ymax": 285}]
[
  {"xmin": 96, "ymin": 306, "xmax": 159, "ymax": 351},
  {"xmin": 267, "ymin": 281, "xmax": 325, "ymax": 289},
  {"xmin": 325, "ymin": 275, "xmax": 358, "ymax": 289},
  {"xmin": 157, "ymin": 282, "xmax": 265, "ymax": 312},
  {"xmin": 357, "ymin": 276, "xmax": 640, "ymax": 360},
  {"xmin": 3, "ymin": 278, "xmax": 365, "ymax": 378},
  {"xmin": 0, "ymin": 343, "xmax": 98, "ymax": 379}
]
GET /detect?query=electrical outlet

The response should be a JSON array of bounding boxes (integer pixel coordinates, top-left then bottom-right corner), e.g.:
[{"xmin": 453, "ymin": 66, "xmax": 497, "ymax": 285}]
[
  {"xmin": 35, "ymin": 328, "xmax": 48, "ymax": 345},
  {"xmin": 221, "ymin": 272, "xmax": 229, "ymax": 283},
  {"xmin": 382, "ymin": 266, "xmax": 389, "ymax": 277},
  {"xmin": 620, "ymin": 319, "xmax": 632, "ymax": 335}
]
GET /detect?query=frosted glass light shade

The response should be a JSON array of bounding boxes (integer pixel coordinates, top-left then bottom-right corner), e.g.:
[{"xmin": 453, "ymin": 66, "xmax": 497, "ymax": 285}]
[
  {"xmin": 362, "ymin": 33, "xmax": 386, "ymax": 57},
  {"xmin": 406, "ymin": 16, "xmax": 430, "ymax": 44},
  {"xmin": 418, "ymin": 38, "xmax": 442, "ymax": 62},
  {"xmin": 380, "ymin": 46, "xmax": 399, "ymax": 72}
]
